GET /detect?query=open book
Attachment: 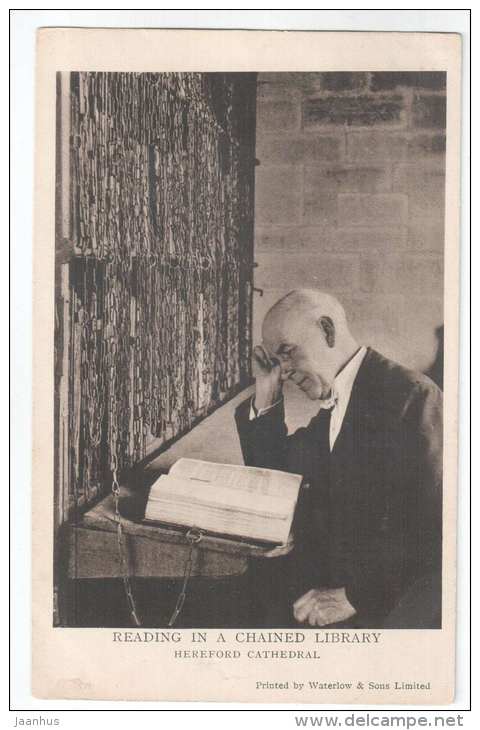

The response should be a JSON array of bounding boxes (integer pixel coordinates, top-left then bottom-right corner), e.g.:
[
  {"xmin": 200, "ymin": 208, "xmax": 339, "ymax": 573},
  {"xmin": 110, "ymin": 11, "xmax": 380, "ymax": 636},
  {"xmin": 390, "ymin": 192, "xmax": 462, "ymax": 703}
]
[{"xmin": 144, "ymin": 458, "xmax": 303, "ymax": 545}]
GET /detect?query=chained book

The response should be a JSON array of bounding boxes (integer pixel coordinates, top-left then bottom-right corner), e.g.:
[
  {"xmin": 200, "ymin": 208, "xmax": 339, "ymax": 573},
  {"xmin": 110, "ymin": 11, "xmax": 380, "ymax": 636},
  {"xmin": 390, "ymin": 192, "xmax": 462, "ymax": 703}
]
[{"xmin": 143, "ymin": 458, "xmax": 302, "ymax": 545}]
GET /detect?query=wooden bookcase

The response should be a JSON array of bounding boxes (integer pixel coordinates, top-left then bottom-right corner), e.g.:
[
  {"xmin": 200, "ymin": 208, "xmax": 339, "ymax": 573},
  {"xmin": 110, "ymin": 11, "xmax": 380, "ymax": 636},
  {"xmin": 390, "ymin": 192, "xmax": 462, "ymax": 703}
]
[{"xmin": 54, "ymin": 72, "xmax": 257, "ymax": 626}]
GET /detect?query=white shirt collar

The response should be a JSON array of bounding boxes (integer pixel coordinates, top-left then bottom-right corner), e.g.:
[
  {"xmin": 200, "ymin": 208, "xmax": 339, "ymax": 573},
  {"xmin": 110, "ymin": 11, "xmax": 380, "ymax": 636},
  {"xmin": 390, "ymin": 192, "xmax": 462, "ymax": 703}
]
[
  {"xmin": 328, "ymin": 346, "xmax": 367, "ymax": 450},
  {"xmin": 333, "ymin": 345, "xmax": 367, "ymax": 405}
]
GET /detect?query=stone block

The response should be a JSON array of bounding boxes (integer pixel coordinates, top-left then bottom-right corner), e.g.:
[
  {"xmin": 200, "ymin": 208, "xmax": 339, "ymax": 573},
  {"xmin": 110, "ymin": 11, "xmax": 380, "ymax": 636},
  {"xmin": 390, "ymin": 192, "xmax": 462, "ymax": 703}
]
[
  {"xmin": 408, "ymin": 199, "xmax": 444, "ymax": 233},
  {"xmin": 412, "ymin": 95, "xmax": 447, "ymax": 129},
  {"xmin": 359, "ymin": 255, "xmax": 444, "ymax": 295},
  {"xmin": 256, "ymin": 79, "xmax": 302, "ymax": 106},
  {"xmin": 321, "ymin": 72, "xmax": 369, "ymax": 92},
  {"xmin": 339, "ymin": 194, "xmax": 408, "ymax": 227},
  {"xmin": 407, "ymin": 222, "xmax": 445, "ymax": 253},
  {"xmin": 393, "ymin": 296, "xmax": 444, "ymax": 373},
  {"xmin": 370, "ymin": 72, "xmax": 446, "ymax": 92},
  {"xmin": 303, "ymin": 191, "xmax": 338, "ymax": 226},
  {"xmin": 348, "ymin": 132, "xmax": 446, "ymax": 164},
  {"xmin": 359, "ymin": 256, "xmax": 397, "ymax": 294},
  {"xmin": 255, "ymin": 136, "xmax": 305, "ymax": 165},
  {"xmin": 256, "ymin": 134, "xmax": 343, "ymax": 165},
  {"xmin": 347, "ymin": 132, "xmax": 409, "ymax": 162},
  {"xmin": 304, "ymin": 95, "xmax": 405, "ymax": 128},
  {"xmin": 255, "ymin": 225, "xmax": 408, "ymax": 254},
  {"xmin": 304, "ymin": 136, "xmax": 346, "ymax": 161},
  {"xmin": 393, "ymin": 163, "xmax": 445, "ymax": 225},
  {"xmin": 393, "ymin": 162, "xmax": 445, "ymax": 194},
  {"xmin": 254, "ymin": 252, "xmax": 359, "ymax": 293},
  {"xmin": 305, "ymin": 165, "xmax": 390, "ymax": 195},
  {"xmin": 342, "ymin": 293, "xmax": 405, "ymax": 340},
  {"xmin": 408, "ymin": 134, "xmax": 446, "ymax": 159},
  {"xmin": 255, "ymin": 226, "xmax": 295, "ymax": 252},
  {"xmin": 258, "ymin": 73, "xmax": 370, "ymax": 100},
  {"xmin": 258, "ymin": 72, "xmax": 323, "ymax": 97},
  {"xmin": 402, "ymin": 295, "xmax": 444, "ymax": 330},
  {"xmin": 289, "ymin": 73, "xmax": 324, "ymax": 97},
  {"xmin": 257, "ymin": 99, "xmax": 300, "ymax": 132},
  {"xmin": 255, "ymin": 166, "xmax": 303, "ymax": 225},
  {"xmin": 254, "ymin": 226, "xmax": 332, "ymax": 252},
  {"xmin": 342, "ymin": 292, "xmax": 443, "ymax": 373},
  {"xmin": 334, "ymin": 227, "xmax": 407, "ymax": 252}
]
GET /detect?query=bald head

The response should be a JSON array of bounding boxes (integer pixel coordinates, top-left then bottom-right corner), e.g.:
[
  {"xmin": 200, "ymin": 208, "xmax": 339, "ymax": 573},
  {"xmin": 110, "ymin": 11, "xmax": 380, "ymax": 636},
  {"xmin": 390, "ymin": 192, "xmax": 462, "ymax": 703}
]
[
  {"xmin": 261, "ymin": 289, "xmax": 358, "ymax": 400},
  {"xmin": 263, "ymin": 289, "xmax": 350, "ymax": 343}
]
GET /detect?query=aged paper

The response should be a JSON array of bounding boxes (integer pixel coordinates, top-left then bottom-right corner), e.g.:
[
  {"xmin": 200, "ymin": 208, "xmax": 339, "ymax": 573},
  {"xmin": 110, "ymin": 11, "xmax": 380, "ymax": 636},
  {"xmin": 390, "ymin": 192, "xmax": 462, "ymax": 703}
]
[{"xmin": 33, "ymin": 28, "xmax": 461, "ymax": 703}]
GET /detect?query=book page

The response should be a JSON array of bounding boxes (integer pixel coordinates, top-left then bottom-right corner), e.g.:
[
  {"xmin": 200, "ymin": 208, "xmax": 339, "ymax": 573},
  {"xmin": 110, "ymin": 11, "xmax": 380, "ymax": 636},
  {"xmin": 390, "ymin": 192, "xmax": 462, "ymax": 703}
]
[
  {"xmin": 145, "ymin": 474, "xmax": 295, "ymax": 543},
  {"xmin": 149, "ymin": 475, "xmax": 294, "ymax": 518},
  {"xmin": 170, "ymin": 457, "xmax": 302, "ymax": 498},
  {"xmin": 146, "ymin": 490, "xmax": 291, "ymax": 544}
]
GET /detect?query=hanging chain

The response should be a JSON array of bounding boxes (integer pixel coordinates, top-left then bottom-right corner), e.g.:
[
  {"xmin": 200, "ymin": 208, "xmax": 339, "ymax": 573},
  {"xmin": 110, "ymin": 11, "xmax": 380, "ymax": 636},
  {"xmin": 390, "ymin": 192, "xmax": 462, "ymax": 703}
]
[
  {"xmin": 112, "ymin": 478, "xmax": 142, "ymax": 627},
  {"xmin": 68, "ymin": 72, "xmax": 255, "ymax": 626},
  {"xmin": 168, "ymin": 528, "xmax": 203, "ymax": 627},
  {"xmin": 107, "ymin": 273, "xmax": 142, "ymax": 627},
  {"xmin": 71, "ymin": 71, "xmax": 251, "ymax": 458}
]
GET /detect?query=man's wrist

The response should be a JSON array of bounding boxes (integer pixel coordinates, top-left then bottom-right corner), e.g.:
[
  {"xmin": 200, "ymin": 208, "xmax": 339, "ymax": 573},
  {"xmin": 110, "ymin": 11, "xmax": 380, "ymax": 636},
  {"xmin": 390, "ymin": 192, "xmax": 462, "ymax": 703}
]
[{"xmin": 251, "ymin": 395, "xmax": 283, "ymax": 417}]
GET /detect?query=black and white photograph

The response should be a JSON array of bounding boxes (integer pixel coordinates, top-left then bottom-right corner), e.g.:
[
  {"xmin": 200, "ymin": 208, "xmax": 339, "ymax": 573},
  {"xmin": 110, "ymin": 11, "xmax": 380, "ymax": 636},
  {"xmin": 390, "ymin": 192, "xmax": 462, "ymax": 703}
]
[
  {"xmin": 24, "ymin": 21, "xmax": 464, "ymax": 706},
  {"xmin": 54, "ymin": 68, "xmax": 446, "ymax": 632}
]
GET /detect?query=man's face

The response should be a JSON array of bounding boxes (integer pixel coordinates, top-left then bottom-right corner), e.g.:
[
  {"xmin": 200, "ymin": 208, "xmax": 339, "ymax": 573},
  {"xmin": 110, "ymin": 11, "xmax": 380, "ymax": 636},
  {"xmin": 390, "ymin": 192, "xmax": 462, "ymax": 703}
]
[{"xmin": 262, "ymin": 312, "xmax": 335, "ymax": 400}]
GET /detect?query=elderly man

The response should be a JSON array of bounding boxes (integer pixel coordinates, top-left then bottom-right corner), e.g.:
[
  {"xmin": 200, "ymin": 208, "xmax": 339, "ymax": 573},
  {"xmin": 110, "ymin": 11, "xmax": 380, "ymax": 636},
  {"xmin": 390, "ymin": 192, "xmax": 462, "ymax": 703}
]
[{"xmin": 235, "ymin": 289, "xmax": 442, "ymax": 629}]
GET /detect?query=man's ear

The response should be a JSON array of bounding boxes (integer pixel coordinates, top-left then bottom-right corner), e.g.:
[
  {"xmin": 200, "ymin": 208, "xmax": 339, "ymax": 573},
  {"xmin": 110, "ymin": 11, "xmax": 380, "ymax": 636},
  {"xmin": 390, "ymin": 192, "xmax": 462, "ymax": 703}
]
[{"xmin": 318, "ymin": 316, "xmax": 335, "ymax": 348}]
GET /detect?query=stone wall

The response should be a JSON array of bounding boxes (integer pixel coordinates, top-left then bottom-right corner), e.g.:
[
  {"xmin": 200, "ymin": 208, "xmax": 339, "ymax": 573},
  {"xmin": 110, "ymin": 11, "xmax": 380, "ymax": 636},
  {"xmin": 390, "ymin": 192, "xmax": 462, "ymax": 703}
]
[{"xmin": 253, "ymin": 72, "xmax": 445, "ymax": 374}]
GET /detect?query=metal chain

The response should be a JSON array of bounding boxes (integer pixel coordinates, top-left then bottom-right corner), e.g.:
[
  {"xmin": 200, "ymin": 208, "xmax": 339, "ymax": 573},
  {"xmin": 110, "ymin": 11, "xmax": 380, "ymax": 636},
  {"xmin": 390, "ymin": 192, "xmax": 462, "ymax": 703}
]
[
  {"xmin": 112, "ymin": 478, "xmax": 142, "ymax": 627},
  {"xmin": 104, "ymin": 265, "xmax": 142, "ymax": 627},
  {"xmin": 68, "ymin": 72, "xmax": 255, "ymax": 624},
  {"xmin": 71, "ymin": 71, "xmax": 252, "ymax": 461},
  {"xmin": 168, "ymin": 528, "xmax": 203, "ymax": 627}
]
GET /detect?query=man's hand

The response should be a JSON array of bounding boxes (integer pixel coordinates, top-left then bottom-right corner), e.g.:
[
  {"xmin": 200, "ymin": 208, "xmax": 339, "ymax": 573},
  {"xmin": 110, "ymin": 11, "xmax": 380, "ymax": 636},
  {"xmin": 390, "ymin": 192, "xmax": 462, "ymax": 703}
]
[
  {"xmin": 293, "ymin": 588, "xmax": 356, "ymax": 627},
  {"xmin": 252, "ymin": 345, "xmax": 284, "ymax": 411}
]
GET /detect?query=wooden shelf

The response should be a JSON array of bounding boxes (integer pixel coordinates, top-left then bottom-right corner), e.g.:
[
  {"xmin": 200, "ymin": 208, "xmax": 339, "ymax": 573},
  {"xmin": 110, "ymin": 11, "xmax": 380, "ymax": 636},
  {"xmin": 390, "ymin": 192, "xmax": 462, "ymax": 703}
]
[{"xmin": 68, "ymin": 485, "xmax": 272, "ymax": 580}]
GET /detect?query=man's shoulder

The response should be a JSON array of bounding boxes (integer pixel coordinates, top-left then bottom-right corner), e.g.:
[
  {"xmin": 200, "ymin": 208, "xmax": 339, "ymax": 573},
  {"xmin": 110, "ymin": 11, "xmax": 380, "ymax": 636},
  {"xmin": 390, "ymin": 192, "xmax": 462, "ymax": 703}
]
[{"xmin": 359, "ymin": 348, "xmax": 442, "ymax": 417}]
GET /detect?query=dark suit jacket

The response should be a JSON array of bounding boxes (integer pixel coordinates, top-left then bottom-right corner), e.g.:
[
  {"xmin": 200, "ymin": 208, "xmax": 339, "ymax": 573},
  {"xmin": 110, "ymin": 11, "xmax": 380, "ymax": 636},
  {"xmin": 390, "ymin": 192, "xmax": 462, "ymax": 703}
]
[{"xmin": 235, "ymin": 348, "xmax": 443, "ymax": 627}]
